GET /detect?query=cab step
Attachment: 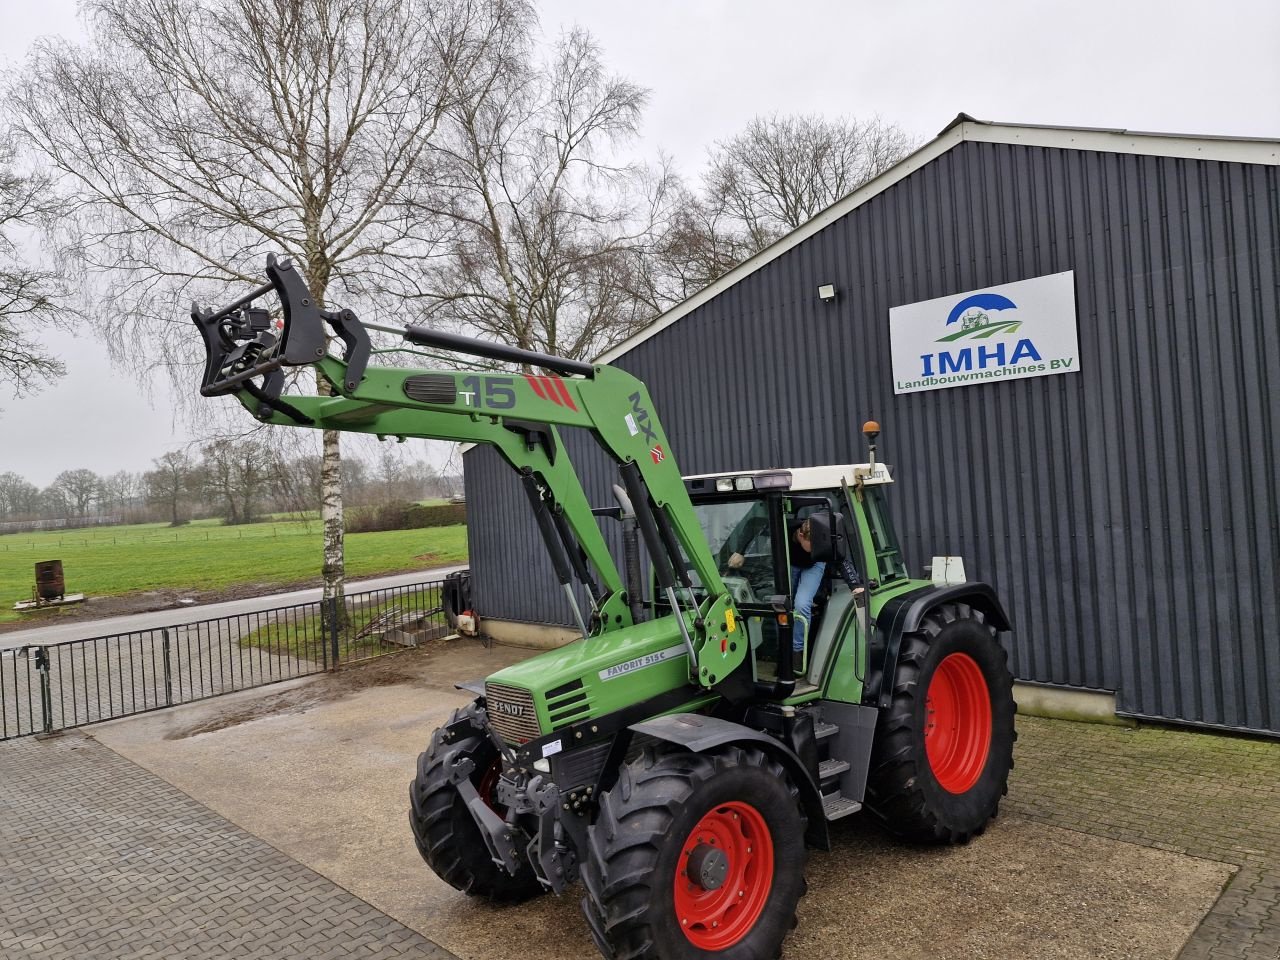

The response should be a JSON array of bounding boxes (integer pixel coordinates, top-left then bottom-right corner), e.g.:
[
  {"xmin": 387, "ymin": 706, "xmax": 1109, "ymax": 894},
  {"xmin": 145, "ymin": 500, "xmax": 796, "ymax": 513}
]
[
  {"xmin": 818, "ymin": 757, "xmax": 850, "ymax": 782},
  {"xmin": 814, "ymin": 720, "xmax": 839, "ymax": 741},
  {"xmin": 822, "ymin": 793, "xmax": 862, "ymax": 821}
]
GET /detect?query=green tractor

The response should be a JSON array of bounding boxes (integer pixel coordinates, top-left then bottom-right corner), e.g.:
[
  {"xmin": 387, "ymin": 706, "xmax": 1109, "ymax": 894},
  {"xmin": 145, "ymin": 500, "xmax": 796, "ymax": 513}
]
[{"xmin": 193, "ymin": 256, "xmax": 1016, "ymax": 960}]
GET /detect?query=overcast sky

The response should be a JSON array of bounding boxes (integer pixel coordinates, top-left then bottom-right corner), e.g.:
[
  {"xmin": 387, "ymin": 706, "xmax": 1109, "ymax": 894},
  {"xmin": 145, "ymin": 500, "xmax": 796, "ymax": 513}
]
[{"xmin": 2, "ymin": 0, "xmax": 1277, "ymax": 487}]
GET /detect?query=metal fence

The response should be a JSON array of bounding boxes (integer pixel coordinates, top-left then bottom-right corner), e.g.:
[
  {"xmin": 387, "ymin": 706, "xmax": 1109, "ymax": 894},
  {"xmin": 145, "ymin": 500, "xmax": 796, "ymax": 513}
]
[{"xmin": 0, "ymin": 578, "xmax": 448, "ymax": 741}]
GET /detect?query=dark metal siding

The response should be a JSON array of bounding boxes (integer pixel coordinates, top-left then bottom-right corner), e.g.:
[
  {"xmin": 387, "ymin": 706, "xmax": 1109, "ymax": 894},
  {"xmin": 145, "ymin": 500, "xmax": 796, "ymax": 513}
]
[{"xmin": 464, "ymin": 140, "xmax": 1280, "ymax": 736}]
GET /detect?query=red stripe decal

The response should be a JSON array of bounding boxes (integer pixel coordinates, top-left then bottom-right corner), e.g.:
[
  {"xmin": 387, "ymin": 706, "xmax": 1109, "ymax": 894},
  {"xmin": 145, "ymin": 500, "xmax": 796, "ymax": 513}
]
[
  {"xmin": 537, "ymin": 376, "xmax": 558, "ymax": 407},
  {"xmin": 540, "ymin": 376, "xmax": 563, "ymax": 406},
  {"xmin": 550, "ymin": 376, "xmax": 578, "ymax": 411},
  {"xmin": 524, "ymin": 375, "xmax": 546, "ymax": 399}
]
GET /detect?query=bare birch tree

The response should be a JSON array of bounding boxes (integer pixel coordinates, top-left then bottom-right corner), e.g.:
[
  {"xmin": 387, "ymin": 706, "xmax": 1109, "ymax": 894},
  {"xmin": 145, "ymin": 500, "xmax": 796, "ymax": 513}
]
[
  {"xmin": 706, "ymin": 113, "xmax": 915, "ymax": 253},
  {"xmin": 8, "ymin": 0, "xmax": 523, "ymax": 601},
  {"xmin": 415, "ymin": 25, "xmax": 670, "ymax": 360},
  {"xmin": 0, "ymin": 142, "xmax": 69, "ymax": 399}
]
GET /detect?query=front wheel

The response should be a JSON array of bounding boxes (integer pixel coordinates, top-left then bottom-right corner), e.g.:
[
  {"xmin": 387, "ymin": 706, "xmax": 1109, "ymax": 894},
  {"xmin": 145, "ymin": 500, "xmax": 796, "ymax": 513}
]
[
  {"xmin": 864, "ymin": 602, "xmax": 1016, "ymax": 843},
  {"xmin": 582, "ymin": 746, "xmax": 806, "ymax": 960},
  {"xmin": 408, "ymin": 702, "xmax": 544, "ymax": 902}
]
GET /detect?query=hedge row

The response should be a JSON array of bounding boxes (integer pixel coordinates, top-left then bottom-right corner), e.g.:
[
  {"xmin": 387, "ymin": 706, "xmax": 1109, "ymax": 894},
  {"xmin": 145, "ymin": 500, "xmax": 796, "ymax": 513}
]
[{"xmin": 346, "ymin": 501, "xmax": 466, "ymax": 534}]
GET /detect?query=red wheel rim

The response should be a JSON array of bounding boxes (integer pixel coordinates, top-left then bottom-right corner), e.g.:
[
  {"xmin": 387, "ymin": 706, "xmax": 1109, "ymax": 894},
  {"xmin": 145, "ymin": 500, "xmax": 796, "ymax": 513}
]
[
  {"xmin": 476, "ymin": 758, "xmax": 503, "ymax": 813},
  {"xmin": 673, "ymin": 801, "xmax": 774, "ymax": 950},
  {"xmin": 925, "ymin": 652, "xmax": 992, "ymax": 793}
]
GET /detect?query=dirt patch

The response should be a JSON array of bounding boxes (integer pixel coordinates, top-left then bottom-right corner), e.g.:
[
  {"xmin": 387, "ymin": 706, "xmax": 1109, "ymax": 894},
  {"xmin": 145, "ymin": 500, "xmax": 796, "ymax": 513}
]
[{"xmin": 162, "ymin": 646, "xmax": 437, "ymax": 740}]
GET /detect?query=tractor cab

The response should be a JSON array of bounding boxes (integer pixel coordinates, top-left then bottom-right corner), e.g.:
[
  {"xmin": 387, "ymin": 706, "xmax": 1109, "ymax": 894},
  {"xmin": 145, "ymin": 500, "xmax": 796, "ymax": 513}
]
[{"xmin": 678, "ymin": 462, "xmax": 905, "ymax": 691}]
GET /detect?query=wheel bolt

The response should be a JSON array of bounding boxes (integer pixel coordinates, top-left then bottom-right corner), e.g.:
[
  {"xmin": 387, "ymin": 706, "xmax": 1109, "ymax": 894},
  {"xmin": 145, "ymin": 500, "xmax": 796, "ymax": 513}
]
[{"xmin": 682, "ymin": 919, "xmax": 688, "ymax": 926}]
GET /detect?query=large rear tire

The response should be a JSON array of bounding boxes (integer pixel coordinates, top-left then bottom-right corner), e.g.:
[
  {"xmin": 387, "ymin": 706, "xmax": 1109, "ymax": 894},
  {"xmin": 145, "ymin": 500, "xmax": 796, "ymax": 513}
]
[
  {"xmin": 864, "ymin": 602, "xmax": 1016, "ymax": 843},
  {"xmin": 409, "ymin": 702, "xmax": 544, "ymax": 902},
  {"xmin": 582, "ymin": 746, "xmax": 806, "ymax": 960}
]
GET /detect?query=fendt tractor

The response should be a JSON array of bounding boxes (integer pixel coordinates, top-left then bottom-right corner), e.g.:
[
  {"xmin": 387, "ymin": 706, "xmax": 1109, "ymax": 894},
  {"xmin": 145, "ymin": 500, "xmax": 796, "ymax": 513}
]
[{"xmin": 193, "ymin": 256, "xmax": 1016, "ymax": 960}]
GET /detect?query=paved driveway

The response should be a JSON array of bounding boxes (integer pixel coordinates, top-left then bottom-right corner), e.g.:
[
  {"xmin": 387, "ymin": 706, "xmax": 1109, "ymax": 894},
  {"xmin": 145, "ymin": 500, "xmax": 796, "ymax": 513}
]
[
  {"xmin": 0, "ymin": 732, "xmax": 456, "ymax": 960},
  {"xmin": 84, "ymin": 641, "xmax": 1244, "ymax": 960}
]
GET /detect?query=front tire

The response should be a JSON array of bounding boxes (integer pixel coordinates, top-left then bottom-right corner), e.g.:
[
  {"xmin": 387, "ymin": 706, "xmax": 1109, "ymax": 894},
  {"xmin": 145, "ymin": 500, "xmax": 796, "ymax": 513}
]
[
  {"xmin": 864, "ymin": 602, "xmax": 1016, "ymax": 843},
  {"xmin": 582, "ymin": 745, "xmax": 806, "ymax": 960},
  {"xmin": 409, "ymin": 702, "xmax": 543, "ymax": 902}
]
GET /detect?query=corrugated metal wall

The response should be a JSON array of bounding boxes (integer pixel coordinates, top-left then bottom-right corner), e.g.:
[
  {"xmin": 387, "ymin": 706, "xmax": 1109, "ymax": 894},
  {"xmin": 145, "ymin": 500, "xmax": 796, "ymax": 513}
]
[{"xmin": 464, "ymin": 139, "xmax": 1280, "ymax": 736}]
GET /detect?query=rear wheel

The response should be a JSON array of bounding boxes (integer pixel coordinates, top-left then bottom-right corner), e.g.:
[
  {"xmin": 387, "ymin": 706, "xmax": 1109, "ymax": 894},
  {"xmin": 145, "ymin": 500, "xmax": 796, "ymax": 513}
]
[
  {"xmin": 408, "ymin": 702, "xmax": 543, "ymax": 902},
  {"xmin": 865, "ymin": 603, "xmax": 1015, "ymax": 843},
  {"xmin": 582, "ymin": 745, "xmax": 806, "ymax": 960}
]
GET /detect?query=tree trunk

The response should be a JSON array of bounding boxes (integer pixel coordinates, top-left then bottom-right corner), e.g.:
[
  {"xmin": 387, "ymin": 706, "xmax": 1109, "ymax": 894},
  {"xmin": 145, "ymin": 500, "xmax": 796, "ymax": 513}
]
[
  {"xmin": 309, "ymin": 268, "xmax": 345, "ymax": 612},
  {"xmin": 318, "ymin": 365, "xmax": 345, "ymax": 608}
]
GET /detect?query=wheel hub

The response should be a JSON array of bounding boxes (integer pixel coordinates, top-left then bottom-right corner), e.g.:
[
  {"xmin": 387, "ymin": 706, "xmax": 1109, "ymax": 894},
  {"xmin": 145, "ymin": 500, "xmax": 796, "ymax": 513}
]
[{"xmin": 686, "ymin": 843, "xmax": 729, "ymax": 890}]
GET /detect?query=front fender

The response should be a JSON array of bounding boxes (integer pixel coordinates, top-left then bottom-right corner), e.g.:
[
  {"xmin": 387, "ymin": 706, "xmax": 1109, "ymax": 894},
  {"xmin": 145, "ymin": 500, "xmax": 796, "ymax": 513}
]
[{"xmin": 629, "ymin": 713, "xmax": 830, "ymax": 850}]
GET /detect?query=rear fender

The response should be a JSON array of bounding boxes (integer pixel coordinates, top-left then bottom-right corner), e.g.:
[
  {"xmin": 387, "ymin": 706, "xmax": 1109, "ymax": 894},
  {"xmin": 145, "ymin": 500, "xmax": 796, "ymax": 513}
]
[
  {"xmin": 869, "ymin": 581, "xmax": 1012, "ymax": 709},
  {"xmin": 628, "ymin": 713, "xmax": 830, "ymax": 850}
]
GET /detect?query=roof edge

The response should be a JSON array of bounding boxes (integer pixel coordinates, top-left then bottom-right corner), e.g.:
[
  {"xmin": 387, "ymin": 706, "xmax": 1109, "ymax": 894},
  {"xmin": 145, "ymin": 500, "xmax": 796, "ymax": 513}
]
[
  {"xmin": 593, "ymin": 116, "xmax": 1278, "ymax": 368},
  {"xmin": 596, "ymin": 122, "xmax": 969, "ymax": 365}
]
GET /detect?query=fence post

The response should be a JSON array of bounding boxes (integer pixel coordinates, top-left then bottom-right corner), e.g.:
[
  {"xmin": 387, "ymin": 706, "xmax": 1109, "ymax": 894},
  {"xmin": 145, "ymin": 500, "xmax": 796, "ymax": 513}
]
[
  {"xmin": 162, "ymin": 629, "xmax": 173, "ymax": 707},
  {"xmin": 34, "ymin": 646, "xmax": 52, "ymax": 735},
  {"xmin": 327, "ymin": 595, "xmax": 340, "ymax": 670}
]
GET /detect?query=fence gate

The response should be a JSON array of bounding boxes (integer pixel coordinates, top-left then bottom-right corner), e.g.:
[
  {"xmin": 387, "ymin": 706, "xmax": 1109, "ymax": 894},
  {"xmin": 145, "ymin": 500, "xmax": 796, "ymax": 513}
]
[{"xmin": 0, "ymin": 578, "xmax": 449, "ymax": 742}]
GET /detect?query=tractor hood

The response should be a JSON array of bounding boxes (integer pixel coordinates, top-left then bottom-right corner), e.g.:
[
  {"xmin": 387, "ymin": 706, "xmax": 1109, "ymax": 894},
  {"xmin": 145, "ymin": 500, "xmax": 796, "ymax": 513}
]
[{"xmin": 481, "ymin": 617, "xmax": 698, "ymax": 745}]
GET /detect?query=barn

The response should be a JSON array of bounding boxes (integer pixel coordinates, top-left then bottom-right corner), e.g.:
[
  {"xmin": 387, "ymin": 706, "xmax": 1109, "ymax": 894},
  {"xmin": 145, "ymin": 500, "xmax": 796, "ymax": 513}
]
[{"xmin": 461, "ymin": 114, "xmax": 1280, "ymax": 737}]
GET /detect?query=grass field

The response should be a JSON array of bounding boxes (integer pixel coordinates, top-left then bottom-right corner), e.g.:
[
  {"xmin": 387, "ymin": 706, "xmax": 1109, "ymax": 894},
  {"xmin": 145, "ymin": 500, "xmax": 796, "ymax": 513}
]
[{"xmin": 0, "ymin": 517, "xmax": 468, "ymax": 624}]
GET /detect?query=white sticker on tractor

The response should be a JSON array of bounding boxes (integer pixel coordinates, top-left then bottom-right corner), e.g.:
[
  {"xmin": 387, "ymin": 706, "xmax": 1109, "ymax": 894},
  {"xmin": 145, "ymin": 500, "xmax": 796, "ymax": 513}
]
[
  {"xmin": 624, "ymin": 413, "xmax": 640, "ymax": 436},
  {"xmin": 599, "ymin": 644, "xmax": 687, "ymax": 681},
  {"xmin": 542, "ymin": 739, "xmax": 563, "ymax": 759}
]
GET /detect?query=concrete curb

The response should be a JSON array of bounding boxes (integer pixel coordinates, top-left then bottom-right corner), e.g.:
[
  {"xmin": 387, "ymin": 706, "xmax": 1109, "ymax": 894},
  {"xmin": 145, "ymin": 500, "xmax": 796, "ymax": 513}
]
[{"xmin": 1014, "ymin": 682, "xmax": 1135, "ymax": 727}]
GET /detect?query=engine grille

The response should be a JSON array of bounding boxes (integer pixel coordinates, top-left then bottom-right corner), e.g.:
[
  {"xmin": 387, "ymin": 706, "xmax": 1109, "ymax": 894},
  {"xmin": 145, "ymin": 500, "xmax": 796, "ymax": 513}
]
[
  {"xmin": 545, "ymin": 679, "xmax": 592, "ymax": 729},
  {"xmin": 485, "ymin": 683, "xmax": 540, "ymax": 743}
]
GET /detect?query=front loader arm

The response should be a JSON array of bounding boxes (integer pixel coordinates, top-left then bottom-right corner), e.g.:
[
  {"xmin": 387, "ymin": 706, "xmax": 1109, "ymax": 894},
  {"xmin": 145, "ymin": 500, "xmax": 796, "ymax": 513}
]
[{"xmin": 193, "ymin": 255, "xmax": 744, "ymax": 692}]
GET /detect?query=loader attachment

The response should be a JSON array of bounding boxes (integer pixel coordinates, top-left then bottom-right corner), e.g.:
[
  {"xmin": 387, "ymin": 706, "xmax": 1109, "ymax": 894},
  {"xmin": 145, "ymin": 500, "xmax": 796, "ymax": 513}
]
[{"xmin": 190, "ymin": 253, "xmax": 371, "ymax": 402}]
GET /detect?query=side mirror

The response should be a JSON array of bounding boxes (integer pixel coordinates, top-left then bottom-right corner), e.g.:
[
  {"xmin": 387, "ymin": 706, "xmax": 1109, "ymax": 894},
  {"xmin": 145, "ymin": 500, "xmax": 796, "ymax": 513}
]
[{"xmin": 806, "ymin": 509, "xmax": 839, "ymax": 563}]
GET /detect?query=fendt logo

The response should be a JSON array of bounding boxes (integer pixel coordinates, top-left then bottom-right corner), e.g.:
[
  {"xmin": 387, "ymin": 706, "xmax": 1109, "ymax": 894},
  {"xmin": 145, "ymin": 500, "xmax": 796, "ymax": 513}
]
[
  {"xmin": 889, "ymin": 271, "xmax": 1080, "ymax": 395},
  {"xmin": 491, "ymin": 701, "xmax": 525, "ymax": 718}
]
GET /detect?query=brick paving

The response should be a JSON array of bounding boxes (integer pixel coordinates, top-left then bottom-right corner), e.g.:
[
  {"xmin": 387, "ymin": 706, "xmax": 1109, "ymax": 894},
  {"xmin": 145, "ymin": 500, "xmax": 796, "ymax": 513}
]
[
  {"xmin": 1008, "ymin": 715, "xmax": 1280, "ymax": 959},
  {"xmin": 0, "ymin": 732, "xmax": 458, "ymax": 960}
]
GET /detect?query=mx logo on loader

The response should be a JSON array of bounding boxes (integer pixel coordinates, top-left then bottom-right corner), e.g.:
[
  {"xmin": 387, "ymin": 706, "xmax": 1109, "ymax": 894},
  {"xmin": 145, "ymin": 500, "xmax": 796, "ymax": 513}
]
[
  {"xmin": 625, "ymin": 391, "xmax": 658, "ymax": 445},
  {"xmin": 625, "ymin": 393, "xmax": 665, "ymax": 463}
]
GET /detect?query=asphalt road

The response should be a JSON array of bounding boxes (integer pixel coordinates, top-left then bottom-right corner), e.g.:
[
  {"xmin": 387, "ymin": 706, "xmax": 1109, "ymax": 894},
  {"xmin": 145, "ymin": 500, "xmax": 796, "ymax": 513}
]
[{"xmin": 0, "ymin": 565, "xmax": 466, "ymax": 650}]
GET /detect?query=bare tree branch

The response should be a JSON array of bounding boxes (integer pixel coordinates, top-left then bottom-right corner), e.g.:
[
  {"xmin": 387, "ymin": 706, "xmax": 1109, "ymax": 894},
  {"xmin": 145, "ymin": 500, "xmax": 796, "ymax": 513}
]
[
  {"xmin": 705, "ymin": 113, "xmax": 916, "ymax": 251},
  {"xmin": 410, "ymin": 23, "xmax": 669, "ymax": 362},
  {"xmin": 0, "ymin": 140, "xmax": 70, "ymax": 400},
  {"xmin": 6, "ymin": 0, "xmax": 525, "ymax": 599}
]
